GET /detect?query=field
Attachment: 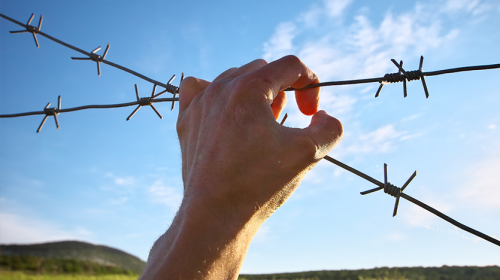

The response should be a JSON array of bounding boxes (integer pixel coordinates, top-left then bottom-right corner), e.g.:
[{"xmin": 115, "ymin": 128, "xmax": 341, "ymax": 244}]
[{"xmin": 0, "ymin": 271, "xmax": 139, "ymax": 280}]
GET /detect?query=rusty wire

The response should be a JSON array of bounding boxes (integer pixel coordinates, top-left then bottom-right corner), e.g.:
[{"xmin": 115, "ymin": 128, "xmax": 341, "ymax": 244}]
[{"xmin": 1, "ymin": 13, "xmax": 499, "ymax": 248}]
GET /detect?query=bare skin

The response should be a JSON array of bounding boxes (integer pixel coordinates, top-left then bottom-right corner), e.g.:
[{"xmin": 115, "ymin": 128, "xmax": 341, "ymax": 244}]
[{"xmin": 139, "ymin": 56, "xmax": 343, "ymax": 280}]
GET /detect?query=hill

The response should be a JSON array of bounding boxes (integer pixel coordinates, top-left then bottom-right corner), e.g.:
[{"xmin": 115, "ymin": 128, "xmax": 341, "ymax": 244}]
[
  {"xmin": 238, "ymin": 266, "xmax": 500, "ymax": 280},
  {"xmin": 0, "ymin": 241, "xmax": 146, "ymax": 274}
]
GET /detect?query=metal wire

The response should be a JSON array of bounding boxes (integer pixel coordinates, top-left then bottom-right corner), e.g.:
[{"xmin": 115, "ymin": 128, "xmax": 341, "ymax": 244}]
[
  {"xmin": 0, "ymin": 98, "xmax": 179, "ymax": 118},
  {"xmin": 323, "ymin": 156, "xmax": 500, "ymax": 247},
  {"xmin": 285, "ymin": 58, "xmax": 500, "ymax": 99},
  {"xmin": 1, "ymin": 13, "xmax": 499, "ymax": 248},
  {"xmin": 0, "ymin": 13, "xmax": 179, "ymax": 93}
]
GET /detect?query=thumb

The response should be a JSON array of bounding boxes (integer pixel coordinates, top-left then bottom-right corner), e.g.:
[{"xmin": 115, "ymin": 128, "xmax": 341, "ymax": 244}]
[
  {"xmin": 303, "ymin": 110, "xmax": 343, "ymax": 159},
  {"xmin": 178, "ymin": 77, "xmax": 211, "ymax": 115}
]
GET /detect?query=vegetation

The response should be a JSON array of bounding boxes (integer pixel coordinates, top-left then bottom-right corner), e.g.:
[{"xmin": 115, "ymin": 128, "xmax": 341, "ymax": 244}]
[
  {"xmin": 238, "ymin": 266, "xmax": 500, "ymax": 280},
  {"xmin": 0, "ymin": 241, "xmax": 145, "ymax": 274},
  {"xmin": 0, "ymin": 270, "xmax": 138, "ymax": 280},
  {"xmin": 0, "ymin": 255, "xmax": 136, "ymax": 275},
  {"xmin": 2, "ymin": 241, "xmax": 498, "ymax": 279}
]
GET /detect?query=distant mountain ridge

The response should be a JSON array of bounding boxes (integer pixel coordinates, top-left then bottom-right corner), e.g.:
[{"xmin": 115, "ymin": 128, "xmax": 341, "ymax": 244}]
[{"xmin": 0, "ymin": 240, "xmax": 146, "ymax": 274}]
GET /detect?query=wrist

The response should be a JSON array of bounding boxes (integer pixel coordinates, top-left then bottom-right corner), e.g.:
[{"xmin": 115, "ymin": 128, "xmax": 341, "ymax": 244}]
[{"xmin": 143, "ymin": 184, "xmax": 265, "ymax": 280}]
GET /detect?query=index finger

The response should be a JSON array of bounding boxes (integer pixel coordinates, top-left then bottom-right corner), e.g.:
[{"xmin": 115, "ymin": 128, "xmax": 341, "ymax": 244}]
[{"xmin": 235, "ymin": 55, "xmax": 320, "ymax": 116}]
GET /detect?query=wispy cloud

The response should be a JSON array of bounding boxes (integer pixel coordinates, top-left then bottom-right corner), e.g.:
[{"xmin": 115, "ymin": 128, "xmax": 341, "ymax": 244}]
[
  {"xmin": 148, "ymin": 180, "xmax": 183, "ymax": 211},
  {"xmin": 341, "ymin": 124, "xmax": 413, "ymax": 155},
  {"xmin": 102, "ymin": 173, "xmax": 136, "ymax": 194},
  {"xmin": 399, "ymin": 195, "xmax": 453, "ymax": 226},
  {"xmin": 262, "ymin": 0, "xmax": 469, "ymax": 135},
  {"xmin": 459, "ymin": 156, "xmax": 500, "ymax": 210},
  {"xmin": 263, "ymin": 22, "xmax": 297, "ymax": 62},
  {"xmin": 324, "ymin": 0, "xmax": 353, "ymax": 18},
  {"xmin": 0, "ymin": 212, "xmax": 93, "ymax": 244}
]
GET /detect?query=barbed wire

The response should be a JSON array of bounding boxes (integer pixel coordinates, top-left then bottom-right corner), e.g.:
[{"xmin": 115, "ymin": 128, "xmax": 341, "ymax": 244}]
[
  {"xmin": 322, "ymin": 156, "xmax": 500, "ymax": 247},
  {"xmin": 0, "ymin": 13, "xmax": 180, "ymax": 93},
  {"xmin": 1, "ymin": 13, "xmax": 499, "ymax": 248},
  {"xmin": 286, "ymin": 59, "xmax": 500, "ymax": 99}
]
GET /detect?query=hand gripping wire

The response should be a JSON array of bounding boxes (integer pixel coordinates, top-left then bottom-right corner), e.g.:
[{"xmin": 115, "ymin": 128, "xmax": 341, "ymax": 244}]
[
  {"xmin": 322, "ymin": 155, "xmax": 500, "ymax": 247},
  {"xmin": 127, "ymin": 84, "xmax": 163, "ymax": 121},
  {"xmin": 375, "ymin": 56, "xmax": 430, "ymax": 98},
  {"xmin": 71, "ymin": 44, "xmax": 110, "ymax": 76},
  {"xmin": 9, "ymin": 13, "xmax": 43, "ymax": 48},
  {"xmin": 37, "ymin": 96, "xmax": 61, "ymax": 133}
]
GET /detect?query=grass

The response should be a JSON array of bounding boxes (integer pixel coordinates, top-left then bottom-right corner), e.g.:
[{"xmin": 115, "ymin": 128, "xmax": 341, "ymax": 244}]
[{"xmin": 0, "ymin": 270, "xmax": 139, "ymax": 280}]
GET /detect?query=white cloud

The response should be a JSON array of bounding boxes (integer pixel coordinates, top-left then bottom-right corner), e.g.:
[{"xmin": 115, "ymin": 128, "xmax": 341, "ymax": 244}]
[
  {"xmin": 263, "ymin": 22, "xmax": 297, "ymax": 62},
  {"xmin": 102, "ymin": 173, "xmax": 136, "ymax": 194},
  {"xmin": 324, "ymin": 0, "xmax": 353, "ymax": 17},
  {"xmin": 402, "ymin": 114, "xmax": 421, "ymax": 122},
  {"xmin": 0, "ymin": 212, "xmax": 92, "ymax": 244},
  {"xmin": 109, "ymin": 197, "xmax": 129, "ymax": 205},
  {"xmin": 400, "ymin": 196, "xmax": 453, "ymax": 226},
  {"xmin": 487, "ymin": 124, "xmax": 496, "ymax": 129},
  {"xmin": 459, "ymin": 157, "xmax": 500, "ymax": 209},
  {"xmin": 343, "ymin": 124, "xmax": 407, "ymax": 155},
  {"xmin": 445, "ymin": 0, "xmax": 481, "ymax": 13},
  {"xmin": 148, "ymin": 180, "xmax": 183, "ymax": 211},
  {"xmin": 114, "ymin": 176, "xmax": 135, "ymax": 186},
  {"xmin": 386, "ymin": 232, "xmax": 406, "ymax": 241},
  {"xmin": 262, "ymin": 0, "xmax": 464, "ymax": 130}
]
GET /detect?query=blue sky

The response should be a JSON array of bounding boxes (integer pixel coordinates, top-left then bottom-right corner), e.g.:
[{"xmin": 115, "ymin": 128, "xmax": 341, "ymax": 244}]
[{"xmin": 1, "ymin": 0, "xmax": 499, "ymax": 274}]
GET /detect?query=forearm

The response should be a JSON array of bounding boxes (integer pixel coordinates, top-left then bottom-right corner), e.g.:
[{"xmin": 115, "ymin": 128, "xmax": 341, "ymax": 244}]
[{"xmin": 140, "ymin": 193, "xmax": 265, "ymax": 280}]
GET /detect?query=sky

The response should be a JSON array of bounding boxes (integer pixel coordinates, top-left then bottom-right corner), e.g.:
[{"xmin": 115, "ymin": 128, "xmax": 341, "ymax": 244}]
[{"xmin": 0, "ymin": 0, "xmax": 499, "ymax": 274}]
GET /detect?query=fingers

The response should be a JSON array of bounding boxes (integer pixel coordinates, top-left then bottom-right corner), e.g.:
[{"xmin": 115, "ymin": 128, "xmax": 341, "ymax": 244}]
[
  {"xmin": 214, "ymin": 59, "xmax": 268, "ymax": 82},
  {"xmin": 213, "ymin": 67, "xmax": 237, "ymax": 82},
  {"xmin": 295, "ymin": 78, "xmax": 320, "ymax": 116},
  {"xmin": 178, "ymin": 59, "xmax": 268, "ymax": 115},
  {"xmin": 271, "ymin": 91, "xmax": 287, "ymax": 120},
  {"xmin": 303, "ymin": 110, "xmax": 343, "ymax": 159},
  {"xmin": 178, "ymin": 77, "xmax": 211, "ymax": 115},
  {"xmin": 239, "ymin": 56, "xmax": 320, "ymax": 115},
  {"xmin": 224, "ymin": 59, "xmax": 268, "ymax": 80}
]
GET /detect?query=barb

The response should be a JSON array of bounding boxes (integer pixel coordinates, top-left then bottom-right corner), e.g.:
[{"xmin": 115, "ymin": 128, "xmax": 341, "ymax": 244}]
[
  {"xmin": 0, "ymin": 13, "xmax": 179, "ymax": 94},
  {"xmin": 322, "ymin": 155, "xmax": 500, "ymax": 247},
  {"xmin": 127, "ymin": 84, "xmax": 165, "ymax": 121},
  {"xmin": 37, "ymin": 96, "xmax": 61, "ymax": 133},
  {"xmin": 72, "ymin": 44, "xmax": 110, "ymax": 76}
]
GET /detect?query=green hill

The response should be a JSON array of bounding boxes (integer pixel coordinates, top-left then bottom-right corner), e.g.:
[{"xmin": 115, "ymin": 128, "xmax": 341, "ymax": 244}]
[
  {"xmin": 238, "ymin": 266, "xmax": 500, "ymax": 280},
  {"xmin": 0, "ymin": 241, "xmax": 146, "ymax": 274}
]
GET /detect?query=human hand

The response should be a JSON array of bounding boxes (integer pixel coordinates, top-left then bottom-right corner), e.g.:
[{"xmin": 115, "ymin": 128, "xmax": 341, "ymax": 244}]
[
  {"xmin": 177, "ymin": 55, "xmax": 343, "ymax": 220},
  {"xmin": 141, "ymin": 56, "xmax": 343, "ymax": 280}
]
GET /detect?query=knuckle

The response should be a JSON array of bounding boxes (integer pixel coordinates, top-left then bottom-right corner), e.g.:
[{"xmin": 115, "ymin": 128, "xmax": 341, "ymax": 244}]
[
  {"xmin": 252, "ymin": 58, "xmax": 268, "ymax": 68},
  {"xmin": 293, "ymin": 134, "xmax": 318, "ymax": 160},
  {"xmin": 281, "ymin": 55, "xmax": 302, "ymax": 66}
]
